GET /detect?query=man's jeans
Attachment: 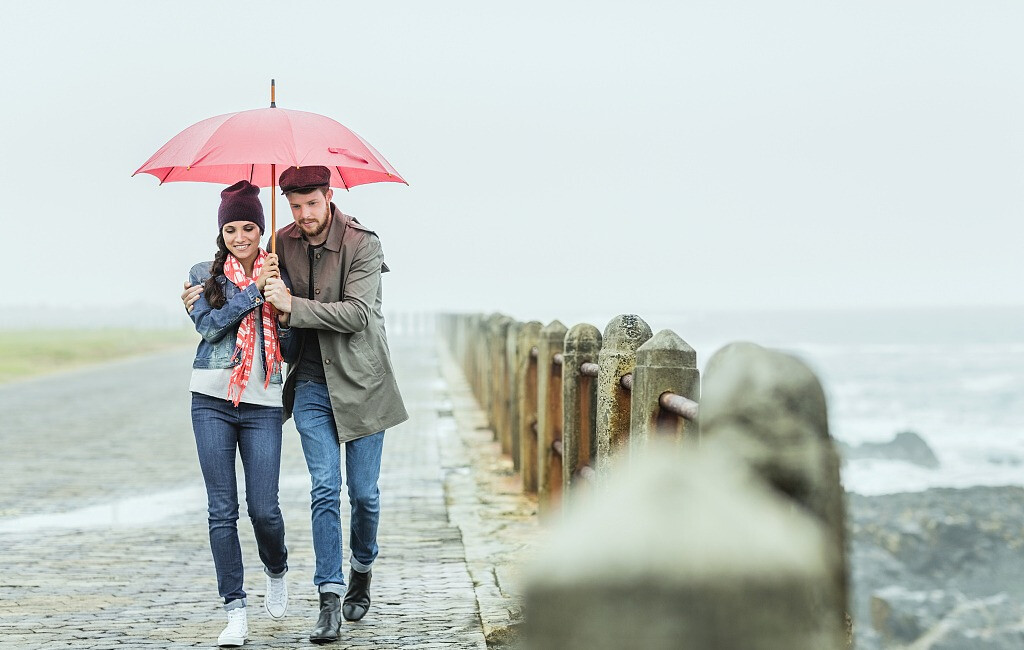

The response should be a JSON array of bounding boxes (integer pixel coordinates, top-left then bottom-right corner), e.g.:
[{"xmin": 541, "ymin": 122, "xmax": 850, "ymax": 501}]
[
  {"xmin": 191, "ymin": 393, "xmax": 289, "ymax": 604},
  {"xmin": 293, "ymin": 380, "xmax": 384, "ymax": 592}
]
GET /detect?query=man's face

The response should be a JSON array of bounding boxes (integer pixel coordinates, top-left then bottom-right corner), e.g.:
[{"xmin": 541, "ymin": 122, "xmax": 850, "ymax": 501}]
[{"xmin": 287, "ymin": 188, "xmax": 334, "ymax": 239}]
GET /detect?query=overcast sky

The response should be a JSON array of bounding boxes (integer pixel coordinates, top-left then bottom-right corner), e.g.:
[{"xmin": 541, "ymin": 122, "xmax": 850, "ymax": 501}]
[{"xmin": 2, "ymin": 1, "xmax": 1022, "ymax": 323}]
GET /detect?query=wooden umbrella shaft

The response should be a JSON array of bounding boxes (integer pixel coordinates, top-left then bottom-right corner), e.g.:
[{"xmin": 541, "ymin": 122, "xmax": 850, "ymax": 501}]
[
  {"xmin": 271, "ymin": 163, "xmax": 277, "ymax": 253},
  {"xmin": 270, "ymin": 80, "xmax": 277, "ymax": 252}
]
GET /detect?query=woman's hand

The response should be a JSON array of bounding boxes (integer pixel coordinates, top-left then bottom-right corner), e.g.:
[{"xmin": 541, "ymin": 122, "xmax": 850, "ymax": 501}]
[
  {"xmin": 264, "ymin": 277, "xmax": 292, "ymax": 313},
  {"xmin": 257, "ymin": 253, "xmax": 280, "ymax": 291}
]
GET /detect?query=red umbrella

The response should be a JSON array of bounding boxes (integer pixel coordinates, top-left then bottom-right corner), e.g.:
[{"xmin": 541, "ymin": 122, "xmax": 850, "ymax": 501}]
[{"xmin": 133, "ymin": 80, "xmax": 406, "ymax": 250}]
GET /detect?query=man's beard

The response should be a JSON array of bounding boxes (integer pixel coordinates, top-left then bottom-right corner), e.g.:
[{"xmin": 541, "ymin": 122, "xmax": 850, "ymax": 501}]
[{"xmin": 303, "ymin": 209, "xmax": 331, "ymax": 238}]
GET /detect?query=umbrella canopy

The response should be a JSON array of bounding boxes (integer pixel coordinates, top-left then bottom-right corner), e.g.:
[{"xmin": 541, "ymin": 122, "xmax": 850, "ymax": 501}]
[{"xmin": 133, "ymin": 106, "xmax": 406, "ymax": 190}]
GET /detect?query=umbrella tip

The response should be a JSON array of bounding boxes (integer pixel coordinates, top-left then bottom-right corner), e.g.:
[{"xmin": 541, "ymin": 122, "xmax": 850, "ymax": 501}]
[{"xmin": 270, "ymin": 79, "xmax": 276, "ymax": 108}]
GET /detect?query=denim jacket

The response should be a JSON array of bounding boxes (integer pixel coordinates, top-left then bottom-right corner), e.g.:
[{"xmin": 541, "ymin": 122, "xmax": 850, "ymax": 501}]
[{"xmin": 187, "ymin": 261, "xmax": 290, "ymax": 383}]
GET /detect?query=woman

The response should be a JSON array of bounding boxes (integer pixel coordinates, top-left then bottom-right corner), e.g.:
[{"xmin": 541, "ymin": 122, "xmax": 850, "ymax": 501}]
[{"xmin": 187, "ymin": 180, "xmax": 290, "ymax": 648}]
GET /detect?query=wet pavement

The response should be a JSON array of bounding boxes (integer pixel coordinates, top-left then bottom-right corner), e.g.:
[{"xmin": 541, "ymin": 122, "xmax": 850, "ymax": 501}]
[{"xmin": 0, "ymin": 329, "xmax": 537, "ymax": 649}]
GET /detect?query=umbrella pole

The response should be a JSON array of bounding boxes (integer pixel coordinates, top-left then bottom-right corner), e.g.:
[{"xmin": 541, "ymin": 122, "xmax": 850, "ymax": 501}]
[
  {"xmin": 270, "ymin": 79, "xmax": 277, "ymax": 253},
  {"xmin": 271, "ymin": 163, "xmax": 277, "ymax": 253}
]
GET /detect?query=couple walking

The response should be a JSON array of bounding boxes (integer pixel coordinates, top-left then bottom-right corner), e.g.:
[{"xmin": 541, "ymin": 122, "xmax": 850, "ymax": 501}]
[{"xmin": 183, "ymin": 165, "xmax": 407, "ymax": 647}]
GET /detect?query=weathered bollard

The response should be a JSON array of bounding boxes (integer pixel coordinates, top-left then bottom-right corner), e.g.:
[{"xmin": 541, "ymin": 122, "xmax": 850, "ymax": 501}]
[
  {"xmin": 475, "ymin": 314, "xmax": 495, "ymax": 414},
  {"xmin": 460, "ymin": 314, "xmax": 479, "ymax": 379},
  {"xmin": 463, "ymin": 314, "xmax": 476, "ymax": 376},
  {"xmin": 561, "ymin": 323, "xmax": 602, "ymax": 507},
  {"xmin": 435, "ymin": 313, "xmax": 447, "ymax": 348},
  {"xmin": 522, "ymin": 444, "xmax": 846, "ymax": 649},
  {"xmin": 596, "ymin": 315, "xmax": 652, "ymax": 477},
  {"xmin": 700, "ymin": 341, "xmax": 849, "ymax": 643},
  {"xmin": 443, "ymin": 314, "xmax": 454, "ymax": 354},
  {"xmin": 629, "ymin": 329, "xmax": 700, "ymax": 450},
  {"xmin": 455, "ymin": 314, "xmax": 472, "ymax": 378},
  {"xmin": 458, "ymin": 314, "xmax": 469, "ymax": 383},
  {"xmin": 505, "ymin": 320, "xmax": 524, "ymax": 470},
  {"xmin": 516, "ymin": 321, "xmax": 542, "ymax": 493},
  {"xmin": 489, "ymin": 315, "xmax": 514, "ymax": 452},
  {"xmin": 536, "ymin": 320, "xmax": 567, "ymax": 515},
  {"xmin": 483, "ymin": 312, "xmax": 500, "ymax": 429}
]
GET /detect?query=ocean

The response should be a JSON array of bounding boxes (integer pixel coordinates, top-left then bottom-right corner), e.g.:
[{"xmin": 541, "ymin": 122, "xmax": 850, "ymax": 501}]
[{"xmin": 555, "ymin": 306, "xmax": 1024, "ymax": 496}]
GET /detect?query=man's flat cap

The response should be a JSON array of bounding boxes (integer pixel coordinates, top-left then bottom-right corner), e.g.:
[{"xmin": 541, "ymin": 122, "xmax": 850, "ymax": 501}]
[{"xmin": 279, "ymin": 165, "xmax": 332, "ymax": 194}]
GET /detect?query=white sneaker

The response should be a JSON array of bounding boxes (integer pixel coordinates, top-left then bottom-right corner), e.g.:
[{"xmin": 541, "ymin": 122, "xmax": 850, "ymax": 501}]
[
  {"xmin": 265, "ymin": 573, "xmax": 288, "ymax": 618},
  {"xmin": 218, "ymin": 606, "xmax": 248, "ymax": 647}
]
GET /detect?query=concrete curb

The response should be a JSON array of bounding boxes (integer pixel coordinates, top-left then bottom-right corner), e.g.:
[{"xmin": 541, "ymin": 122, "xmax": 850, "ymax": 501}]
[{"xmin": 437, "ymin": 340, "xmax": 541, "ymax": 648}]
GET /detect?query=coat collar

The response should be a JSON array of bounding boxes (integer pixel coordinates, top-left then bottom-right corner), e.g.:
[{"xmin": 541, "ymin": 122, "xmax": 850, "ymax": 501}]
[
  {"xmin": 281, "ymin": 203, "xmax": 387, "ymax": 270},
  {"xmin": 323, "ymin": 204, "xmax": 349, "ymax": 252}
]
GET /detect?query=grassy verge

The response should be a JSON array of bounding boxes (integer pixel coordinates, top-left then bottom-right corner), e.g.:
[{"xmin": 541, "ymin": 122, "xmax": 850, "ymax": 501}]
[{"xmin": 0, "ymin": 328, "xmax": 196, "ymax": 384}]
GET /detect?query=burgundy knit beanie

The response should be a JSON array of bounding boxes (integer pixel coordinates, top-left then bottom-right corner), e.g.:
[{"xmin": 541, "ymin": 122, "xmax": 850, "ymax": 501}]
[{"xmin": 218, "ymin": 180, "xmax": 265, "ymax": 233}]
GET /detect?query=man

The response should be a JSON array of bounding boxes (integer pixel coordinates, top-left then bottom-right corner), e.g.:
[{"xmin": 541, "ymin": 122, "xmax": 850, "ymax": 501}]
[{"xmin": 183, "ymin": 165, "xmax": 408, "ymax": 644}]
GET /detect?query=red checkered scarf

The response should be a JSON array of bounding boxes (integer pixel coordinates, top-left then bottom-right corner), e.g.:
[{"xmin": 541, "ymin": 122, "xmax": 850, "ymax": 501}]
[{"xmin": 223, "ymin": 250, "xmax": 282, "ymax": 406}]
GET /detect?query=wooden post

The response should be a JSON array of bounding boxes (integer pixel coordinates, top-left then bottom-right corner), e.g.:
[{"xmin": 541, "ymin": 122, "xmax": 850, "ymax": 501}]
[
  {"xmin": 596, "ymin": 315, "xmax": 652, "ymax": 478},
  {"xmin": 537, "ymin": 320, "xmax": 567, "ymax": 516}
]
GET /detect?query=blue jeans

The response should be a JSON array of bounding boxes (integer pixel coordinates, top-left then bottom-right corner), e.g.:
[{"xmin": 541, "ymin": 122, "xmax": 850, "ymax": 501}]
[
  {"xmin": 293, "ymin": 380, "xmax": 384, "ymax": 592},
  {"xmin": 191, "ymin": 392, "xmax": 288, "ymax": 604}
]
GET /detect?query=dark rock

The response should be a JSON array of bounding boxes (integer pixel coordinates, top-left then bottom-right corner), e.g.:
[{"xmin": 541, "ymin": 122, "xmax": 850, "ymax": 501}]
[
  {"xmin": 928, "ymin": 594, "xmax": 1024, "ymax": 650},
  {"xmin": 840, "ymin": 430, "xmax": 940, "ymax": 468},
  {"xmin": 870, "ymin": 586, "xmax": 954, "ymax": 645},
  {"xmin": 848, "ymin": 486, "xmax": 1024, "ymax": 649},
  {"xmin": 932, "ymin": 629, "xmax": 1024, "ymax": 650}
]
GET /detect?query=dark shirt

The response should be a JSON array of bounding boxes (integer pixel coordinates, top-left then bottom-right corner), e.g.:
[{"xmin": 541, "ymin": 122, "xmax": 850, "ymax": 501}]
[{"xmin": 295, "ymin": 242, "xmax": 327, "ymax": 384}]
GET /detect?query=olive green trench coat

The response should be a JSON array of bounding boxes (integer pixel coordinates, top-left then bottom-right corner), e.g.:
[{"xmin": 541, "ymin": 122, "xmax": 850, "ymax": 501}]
[{"xmin": 277, "ymin": 205, "xmax": 408, "ymax": 441}]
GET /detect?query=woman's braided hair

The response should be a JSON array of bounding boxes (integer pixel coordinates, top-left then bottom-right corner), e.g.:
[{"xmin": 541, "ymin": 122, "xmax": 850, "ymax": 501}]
[{"xmin": 202, "ymin": 233, "xmax": 230, "ymax": 310}]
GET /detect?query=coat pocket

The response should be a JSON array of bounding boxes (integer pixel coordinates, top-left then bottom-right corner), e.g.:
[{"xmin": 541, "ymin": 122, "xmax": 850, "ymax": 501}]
[{"xmin": 352, "ymin": 331, "xmax": 386, "ymax": 380}]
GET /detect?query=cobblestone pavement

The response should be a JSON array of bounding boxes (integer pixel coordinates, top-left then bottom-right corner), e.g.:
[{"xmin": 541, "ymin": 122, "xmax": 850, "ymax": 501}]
[{"xmin": 0, "ymin": 331, "xmax": 538, "ymax": 649}]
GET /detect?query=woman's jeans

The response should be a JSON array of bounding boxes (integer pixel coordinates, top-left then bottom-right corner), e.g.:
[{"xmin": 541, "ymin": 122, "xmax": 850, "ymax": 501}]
[
  {"xmin": 293, "ymin": 380, "xmax": 384, "ymax": 592},
  {"xmin": 191, "ymin": 392, "xmax": 288, "ymax": 605}
]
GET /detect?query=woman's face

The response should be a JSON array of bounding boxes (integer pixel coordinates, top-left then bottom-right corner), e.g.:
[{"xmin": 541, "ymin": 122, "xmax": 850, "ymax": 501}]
[{"xmin": 222, "ymin": 220, "xmax": 261, "ymax": 264}]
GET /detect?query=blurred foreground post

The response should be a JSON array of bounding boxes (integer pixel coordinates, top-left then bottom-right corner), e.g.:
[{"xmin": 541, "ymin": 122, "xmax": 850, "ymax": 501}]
[
  {"xmin": 522, "ymin": 445, "xmax": 846, "ymax": 649},
  {"xmin": 699, "ymin": 342, "xmax": 850, "ymax": 642}
]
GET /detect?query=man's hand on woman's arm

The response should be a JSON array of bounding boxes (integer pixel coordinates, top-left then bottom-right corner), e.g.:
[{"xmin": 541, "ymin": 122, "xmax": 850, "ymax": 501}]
[{"xmin": 182, "ymin": 282, "xmax": 203, "ymax": 314}]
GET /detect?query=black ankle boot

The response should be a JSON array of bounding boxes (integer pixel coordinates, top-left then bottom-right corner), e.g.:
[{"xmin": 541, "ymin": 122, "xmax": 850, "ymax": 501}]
[
  {"xmin": 342, "ymin": 569, "xmax": 372, "ymax": 621},
  {"xmin": 309, "ymin": 592, "xmax": 341, "ymax": 644}
]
